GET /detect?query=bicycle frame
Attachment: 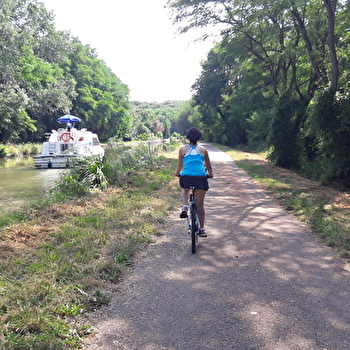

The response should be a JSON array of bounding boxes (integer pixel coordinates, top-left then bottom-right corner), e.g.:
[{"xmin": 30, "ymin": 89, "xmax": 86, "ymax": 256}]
[
  {"xmin": 187, "ymin": 186, "xmax": 200, "ymax": 253},
  {"xmin": 179, "ymin": 175, "xmax": 210, "ymax": 254}
]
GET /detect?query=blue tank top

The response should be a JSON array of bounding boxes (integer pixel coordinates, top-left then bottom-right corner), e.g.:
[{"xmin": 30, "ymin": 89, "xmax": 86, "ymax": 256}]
[{"xmin": 180, "ymin": 145, "xmax": 206, "ymax": 176}]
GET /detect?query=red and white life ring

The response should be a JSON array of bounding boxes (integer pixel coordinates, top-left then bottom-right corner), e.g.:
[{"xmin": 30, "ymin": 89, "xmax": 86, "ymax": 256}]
[{"xmin": 60, "ymin": 132, "xmax": 72, "ymax": 142}]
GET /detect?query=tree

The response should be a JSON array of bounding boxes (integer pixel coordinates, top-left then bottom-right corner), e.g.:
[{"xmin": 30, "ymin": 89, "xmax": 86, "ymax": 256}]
[
  {"xmin": 130, "ymin": 101, "xmax": 186, "ymax": 139},
  {"xmin": 168, "ymin": 0, "xmax": 349, "ymax": 178},
  {"xmin": 0, "ymin": 0, "xmax": 75, "ymax": 142},
  {"xmin": 0, "ymin": 0, "xmax": 35, "ymax": 142},
  {"xmin": 0, "ymin": 0, "xmax": 131, "ymax": 143},
  {"xmin": 176, "ymin": 101, "xmax": 195, "ymax": 134}
]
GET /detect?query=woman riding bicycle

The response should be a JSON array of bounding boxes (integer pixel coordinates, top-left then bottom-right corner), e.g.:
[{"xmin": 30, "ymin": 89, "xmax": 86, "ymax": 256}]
[{"xmin": 175, "ymin": 128, "xmax": 213, "ymax": 237}]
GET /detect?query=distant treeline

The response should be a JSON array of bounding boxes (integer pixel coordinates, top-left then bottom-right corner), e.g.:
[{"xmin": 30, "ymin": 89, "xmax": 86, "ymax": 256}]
[{"xmin": 169, "ymin": 0, "xmax": 350, "ymax": 187}]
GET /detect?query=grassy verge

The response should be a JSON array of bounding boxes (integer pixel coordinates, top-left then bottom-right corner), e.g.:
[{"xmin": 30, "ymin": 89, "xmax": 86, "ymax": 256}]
[
  {"xmin": 214, "ymin": 144, "xmax": 350, "ymax": 259},
  {"xmin": 0, "ymin": 147, "xmax": 180, "ymax": 349},
  {"xmin": 0, "ymin": 143, "xmax": 41, "ymax": 158}
]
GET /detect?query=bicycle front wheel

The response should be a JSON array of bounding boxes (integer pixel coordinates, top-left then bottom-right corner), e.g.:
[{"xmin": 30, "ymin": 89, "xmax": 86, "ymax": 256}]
[{"xmin": 191, "ymin": 204, "xmax": 197, "ymax": 253}]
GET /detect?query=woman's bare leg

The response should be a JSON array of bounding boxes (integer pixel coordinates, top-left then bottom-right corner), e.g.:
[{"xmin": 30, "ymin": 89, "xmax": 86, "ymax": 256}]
[
  {"xmin": 181, "ymin": 189, "xmax": 190, "ymax": 205},
  {"xmin": 195, "ymin": 189, "xmax": 206, "ymax": 228}
]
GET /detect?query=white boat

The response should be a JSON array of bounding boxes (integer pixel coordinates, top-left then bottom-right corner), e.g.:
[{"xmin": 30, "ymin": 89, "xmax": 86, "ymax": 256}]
[{"xmin": 34, "ymin": 125, "xmax": 105, "ymax": 169}]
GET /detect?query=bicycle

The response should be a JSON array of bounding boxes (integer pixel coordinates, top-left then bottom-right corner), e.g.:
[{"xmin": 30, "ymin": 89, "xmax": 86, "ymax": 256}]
[{"xmin": 179, "ymin": 176, "xmax": 211, "ymax": 254}]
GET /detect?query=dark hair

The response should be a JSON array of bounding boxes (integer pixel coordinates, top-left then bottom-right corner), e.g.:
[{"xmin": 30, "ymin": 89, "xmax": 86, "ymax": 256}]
[{"xmin": 186, "ymin": 127, "xmax": 202, "ymax": 145}]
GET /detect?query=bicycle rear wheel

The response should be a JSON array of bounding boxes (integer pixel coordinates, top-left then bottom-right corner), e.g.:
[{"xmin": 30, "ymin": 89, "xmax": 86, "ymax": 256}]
[{"xmin": 191, "ymin": 204, "xmax": 197, "ymax": 253}]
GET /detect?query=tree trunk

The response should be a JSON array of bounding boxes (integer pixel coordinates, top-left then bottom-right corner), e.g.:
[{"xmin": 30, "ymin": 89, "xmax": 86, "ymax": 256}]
[{"xmin": 324, "ymin": 0, "xmax": 339, "ymax": 93}]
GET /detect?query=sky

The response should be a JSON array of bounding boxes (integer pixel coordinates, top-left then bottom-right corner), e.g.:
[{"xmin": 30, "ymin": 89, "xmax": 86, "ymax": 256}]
[{"xmin": 41, "ymin": 0, "xmax": 216, "ymax": 103}]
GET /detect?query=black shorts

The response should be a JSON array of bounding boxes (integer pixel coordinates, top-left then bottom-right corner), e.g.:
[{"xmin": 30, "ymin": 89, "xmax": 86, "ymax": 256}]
[{"xmin": 179, "ymin": 176, "xmax": 209, "ymax": 190}]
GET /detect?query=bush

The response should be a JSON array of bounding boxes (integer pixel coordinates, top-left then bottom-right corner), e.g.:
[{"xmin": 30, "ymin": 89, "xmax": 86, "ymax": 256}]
[
  {"xmin": 106, "ymin": 144, "xmax": 164, "ymax": 185},
  {"xmin": 0, "ymin": 143, "xmax": 42, "ymax": 157},
  {"xmin": 303, "ymin": 90, "xmax": 350, "ymax": 187},
  {"xmin": 51, "ymin": 157, "xmax": 110, "ymax": 199},
  {"xmin": 0, "ymin": 145, "xmax": 7, "ymax": 158},
  {"xmin": 52, "ymin": 143, "xmax": 167, "ymax": 197},
  {"xmin": 136, "ymin": 133, "xmax": 151, "ymax": 141}
]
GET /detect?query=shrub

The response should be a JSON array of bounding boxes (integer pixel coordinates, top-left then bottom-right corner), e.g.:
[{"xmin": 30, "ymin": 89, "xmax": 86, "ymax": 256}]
[
  {"xmin": 52, "ymin": 143, "xmax": 166, "ymax": 196},
  {"xmin": 0, "ymin": 145, "xmax": 7, "ymax": 158}
]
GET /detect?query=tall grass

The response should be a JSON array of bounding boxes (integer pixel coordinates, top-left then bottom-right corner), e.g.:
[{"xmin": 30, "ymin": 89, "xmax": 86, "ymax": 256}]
[
  {"xmin": 0, "ymin": 143, "xmax": 41, "ymax": 158},
  {"xmin": 51, "ymin": 143, "xmax": 172, "ymax": 200},
  {"xmin": 105, "ymin": 143, "xmax": 170, "ymax": 184}
]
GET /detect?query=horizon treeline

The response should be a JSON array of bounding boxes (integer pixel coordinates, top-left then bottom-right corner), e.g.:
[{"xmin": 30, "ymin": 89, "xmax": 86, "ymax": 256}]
[{"xmin": 170, "ymin": 0, "xmax": 350, "ymax": 186}]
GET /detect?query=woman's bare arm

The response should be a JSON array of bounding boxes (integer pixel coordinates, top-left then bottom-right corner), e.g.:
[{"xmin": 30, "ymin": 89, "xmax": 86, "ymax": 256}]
[
  {"xmin": 203, "ymin": 149, "xmax": 213, "ymax": 177},
  {"xmin": 175, "ymin": 148, "xmax": 184, "ymax": 176}
]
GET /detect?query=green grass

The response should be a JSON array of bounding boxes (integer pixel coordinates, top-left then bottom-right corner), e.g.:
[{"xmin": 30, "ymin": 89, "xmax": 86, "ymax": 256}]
[
  {"xmin": 214, "ymin": 144, "xmax": 350, "ymax": 258},
  {"xmin": 0, "ymin": 145, "xmax": 180, "ymax": 349}
]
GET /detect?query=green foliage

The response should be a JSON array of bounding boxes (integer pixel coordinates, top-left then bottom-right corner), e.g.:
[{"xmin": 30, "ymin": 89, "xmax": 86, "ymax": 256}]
[
  {"xmin": 51, "ymin": 143, "xmax": 169, "ymax": 200},
  {"xmin": 0, "ymin": 143, "xmax": 41, "ymax": 158},
  {"xmin": 51, "ymin": 174, "xmax": 90, "ymax": 200},
  {"xmin": 0, "ymin": 145, "xmax": 7, "ymax": 158},
  {"xmin": 130, "ymin": 100, "xmax": 186, "ymax": 139},
  {"xmin": 303, "ymin": 90, "xmax": 350, "ymax": 186},
  {"xmin": 268, "ymin": 92, "xmax": 308, "ymax": 168},
  {"xmin": 0, "ymin": 0, "xmax": 130, "ymax": 144},
  {"xmin": 0, "ymin": 0, "xmax": 71, "ymax": 143},
  {"xmin": 51, "ymin": 157, "xmax": 110, "ymax": 199},
  {"xmin": 176, "ymin": 101, "xmax": 195, "ymax": 134},
  {"xmin": 168, "ymin": 0, "xmax": 350, "ymax": 184},
  {"xmin": 137, "ymin": 133, "xmax": 152, "ymax": 141},
  {"xmin": 246, "ymin": 110, "xmax": 271, "ymax": 151},
  {"xmin": 69, "ymin": 43, "xmax": 131, "ymax": 142},
  {"xmin": 106, "ymin": 143, "xmax": 165, "ymax": 185}
]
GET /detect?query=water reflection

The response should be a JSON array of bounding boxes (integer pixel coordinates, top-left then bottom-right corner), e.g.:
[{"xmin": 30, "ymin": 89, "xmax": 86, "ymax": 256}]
[
  {"xmin": 0, "ymin": 156, "xmax": 35, "ymax": 169},
  {"xmin": 0, "ymin": 157, "xmax": 62, "ymax": 213}
]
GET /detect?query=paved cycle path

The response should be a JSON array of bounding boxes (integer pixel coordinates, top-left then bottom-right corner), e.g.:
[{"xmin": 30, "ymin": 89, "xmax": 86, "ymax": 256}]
[{"xmin": 84, "ymin": 144, "xmax": 350, "ymax": 350}]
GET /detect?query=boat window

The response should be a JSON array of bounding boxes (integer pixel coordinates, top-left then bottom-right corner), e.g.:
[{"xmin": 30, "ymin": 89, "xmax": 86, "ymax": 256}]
[
  {"xmin": 92, "ymin": 137, "xmax": 100, "ymax": 146},
  {"xmin": 61, "ymin": 144, "xmax": 73, "ymax": 151}
]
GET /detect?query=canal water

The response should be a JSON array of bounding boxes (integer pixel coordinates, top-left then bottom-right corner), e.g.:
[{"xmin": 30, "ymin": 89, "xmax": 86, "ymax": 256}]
[{"xmin": 0, "ymin": 157, "xmax": 62, "ymax": 214}]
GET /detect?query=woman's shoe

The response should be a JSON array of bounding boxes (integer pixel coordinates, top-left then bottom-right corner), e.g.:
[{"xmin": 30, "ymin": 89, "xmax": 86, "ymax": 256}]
[
  {"xmin": 198, "ymin": 229, "xmax": 207, "ymax": 237},
  {"xmin": 179, "ymin": 206, "xmax": 188, "ymax": 218}
]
